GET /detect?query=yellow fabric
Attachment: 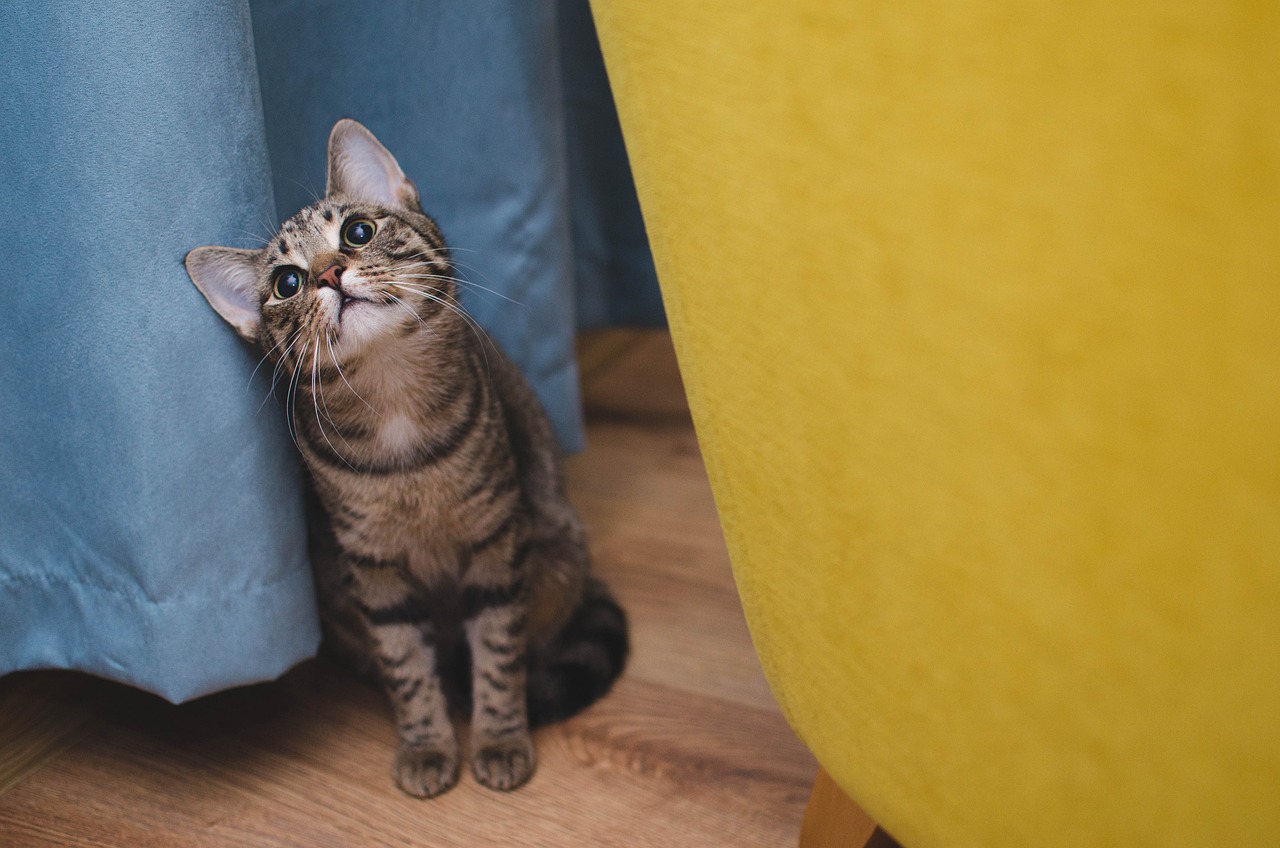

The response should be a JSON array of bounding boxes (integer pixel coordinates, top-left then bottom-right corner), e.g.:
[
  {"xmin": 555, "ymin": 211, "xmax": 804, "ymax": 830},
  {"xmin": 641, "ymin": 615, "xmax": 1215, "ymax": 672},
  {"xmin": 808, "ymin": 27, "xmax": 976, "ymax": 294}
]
[{"xmin": 591, "ymin": 2, "xmax": 1280, "ymax": 845}]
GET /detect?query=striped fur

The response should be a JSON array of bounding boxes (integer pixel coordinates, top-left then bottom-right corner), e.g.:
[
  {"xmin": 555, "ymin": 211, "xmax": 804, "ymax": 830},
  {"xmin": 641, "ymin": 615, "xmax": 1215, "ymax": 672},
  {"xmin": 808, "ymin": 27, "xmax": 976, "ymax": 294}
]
[{"xmin": 185, "ymin": 120, "xmax": 627, "ymax": 797}]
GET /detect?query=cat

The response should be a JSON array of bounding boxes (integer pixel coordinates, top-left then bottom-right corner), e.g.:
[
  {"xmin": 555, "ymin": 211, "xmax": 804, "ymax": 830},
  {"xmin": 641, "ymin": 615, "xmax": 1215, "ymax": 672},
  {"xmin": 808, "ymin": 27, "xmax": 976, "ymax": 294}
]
[{"xmin": 184, "ymin": 119, "xmax": 627, "ymax": 798}]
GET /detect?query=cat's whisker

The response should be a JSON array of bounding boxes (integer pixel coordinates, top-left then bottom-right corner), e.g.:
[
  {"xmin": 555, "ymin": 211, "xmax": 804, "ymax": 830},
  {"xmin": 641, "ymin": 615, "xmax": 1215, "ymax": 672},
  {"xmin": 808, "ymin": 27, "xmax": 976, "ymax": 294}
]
[
  {"xmin": 285, "ymin": 323, "xmax": 322, "ymax": 448},
  {"xmin": 382, "ymin": 254, "xmax": 459, "ymax": 279},
  {"xmin": 393, "ymin": 284, "xmax": 484, "ymax": 321},
  {"xmin": 311, "ymin": 336, "xmax": 355, "ymax": 470},
  {"xmin": 248, "ymin": 329, "xmax": 299, "ymax": 392},
  {"xmin": 380, "ymin": 249, "xmax": 520, "ymax": 310},
  {"xmin": 390, "ymin": 281, "xmax": 478, "ymax": 316},
  {"xmin": 384, "ymin": 293, "xmax": 446, "ymax": 347},
  {"xmin": 262, "ymin": 326, "xmax": 308, "ymax": 414},
  {"xmin": 382, "ymin": 292, "xmax": 427, "ymax": 326},
  {"xmin": 389, "ymin": 280, "xmax": 470, "ymax": 306},
  {"xmin": 394, "ymin": 273, "xmax": 524, "ymax": 307},
  {"xmin": 388, "ymin": 243, "xmax": 460, "ymax": 261},
  {"xmin": 380, "ymin": 261, "xmax": 450, "ymax": 280},
  {"xmin": 326, "ymin": 331, "xmax": 377, "ymax": 414},
  {"xmin": 388, "ymin": 244, "xmax": 484, "ymax": 272},
  {"xmin": 453, "ymin": 278, "xmax": 521, "ymax": 304},
  {"xmin": 313, "ymin": 337, "xmax": 353, "ymax": 442},
  {"xmin": 256, "ymin": 210, "xmax": 284, "ymax": 243},
  {"xmin": 281, "ymin": 331, "xmax": 308, "ymax": 456},
  {"xmin": 381, "ymin": 280, "xmax": 452, "ymax": 309},
  {"xmin": 278, "ymin": 173, "xmax": 324, "ymax": 207},
  {"xmin": 271, "ymin": 326, "xmax": 307, "ymax": 389},
  {"xmin": 233, "ymin": 228, "xmax": 273, "ymax": 247},
  {"xmin": 383, "ymin": 250, "xmax": 493, "ymax": 283},
  {"xmin": 389, "ymin": 283, "xmax": 493, "ymax": 378},
  {"xmin": 390, "ymin": 283, "xmax": 492, "ymax": 339},
  {"xmin": 409, "ymin": 252, "xmax": 515, "ymax": 303}
]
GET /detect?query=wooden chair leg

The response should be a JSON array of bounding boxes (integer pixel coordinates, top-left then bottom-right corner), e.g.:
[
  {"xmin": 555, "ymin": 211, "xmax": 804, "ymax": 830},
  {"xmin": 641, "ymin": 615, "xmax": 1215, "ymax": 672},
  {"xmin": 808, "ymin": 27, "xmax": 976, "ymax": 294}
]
[
  {"xmin": 798, "ymin": 766, "xmax": 879, "ymax": 847},
  {"xmin": 865, "ymin": 828, "xmax": 905, "ymax": 848}
]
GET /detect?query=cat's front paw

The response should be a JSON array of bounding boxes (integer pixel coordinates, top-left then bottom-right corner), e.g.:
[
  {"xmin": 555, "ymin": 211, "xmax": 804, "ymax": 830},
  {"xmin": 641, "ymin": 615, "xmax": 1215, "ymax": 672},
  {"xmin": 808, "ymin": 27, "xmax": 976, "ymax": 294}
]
[
  {"xmin": 471, "ymin": 732, "xmax": 536, "ymax": 791},
  {"xmin": 394, "ymin": 743, "xmax": 460, "ymax": 798}
]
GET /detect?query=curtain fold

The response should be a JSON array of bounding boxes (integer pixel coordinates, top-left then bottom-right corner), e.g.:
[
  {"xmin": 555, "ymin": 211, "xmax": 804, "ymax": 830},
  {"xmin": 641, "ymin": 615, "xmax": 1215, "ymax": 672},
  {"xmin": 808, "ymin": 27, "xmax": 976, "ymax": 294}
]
[{"xmin": 0, "ymin": 0, "xmax": 657, "ymax": 702}]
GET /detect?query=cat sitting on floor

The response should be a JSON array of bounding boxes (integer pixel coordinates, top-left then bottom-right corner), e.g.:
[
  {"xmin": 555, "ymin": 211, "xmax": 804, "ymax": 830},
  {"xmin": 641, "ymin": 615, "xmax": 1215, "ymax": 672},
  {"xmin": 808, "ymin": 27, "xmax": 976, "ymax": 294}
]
[{"xmin": 185, "ymin": 119, "xmax": 627, "ymax": 798}]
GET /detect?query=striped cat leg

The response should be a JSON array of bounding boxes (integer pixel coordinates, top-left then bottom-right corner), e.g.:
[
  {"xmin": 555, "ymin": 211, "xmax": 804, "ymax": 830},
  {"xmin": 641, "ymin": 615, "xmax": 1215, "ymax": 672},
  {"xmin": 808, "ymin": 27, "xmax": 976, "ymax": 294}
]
[
  {"xmin": 462, "ymin": 539, "xmax": 535, "ymax": 791},
  {"xmin": 352, "ymin": 566, "xmax": 459, "ymax": 798}
]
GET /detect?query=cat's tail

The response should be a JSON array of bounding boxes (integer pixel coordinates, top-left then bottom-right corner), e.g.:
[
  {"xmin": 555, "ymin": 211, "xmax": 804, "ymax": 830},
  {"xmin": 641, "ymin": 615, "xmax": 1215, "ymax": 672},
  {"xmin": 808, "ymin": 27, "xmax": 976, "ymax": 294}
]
[{"xmin": 526, "ymin": 576, "xmax": 629, "ymax": 728}]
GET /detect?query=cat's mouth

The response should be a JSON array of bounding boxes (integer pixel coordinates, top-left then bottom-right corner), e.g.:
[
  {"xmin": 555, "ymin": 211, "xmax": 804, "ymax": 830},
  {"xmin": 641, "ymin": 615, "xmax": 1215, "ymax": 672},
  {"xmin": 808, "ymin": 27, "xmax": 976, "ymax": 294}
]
[
  {"xmin": 324, "ymin": 287, "xmax": 383, "ymax": 340},
  {"xmin": 338, "ymin": 293, "xmax": 370, "ymax": 319}
]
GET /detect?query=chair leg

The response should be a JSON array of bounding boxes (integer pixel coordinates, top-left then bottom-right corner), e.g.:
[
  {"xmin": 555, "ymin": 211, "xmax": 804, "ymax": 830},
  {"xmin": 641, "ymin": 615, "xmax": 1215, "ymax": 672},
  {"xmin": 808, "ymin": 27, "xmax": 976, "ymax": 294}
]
[
  {"xmin": 798, "ymin": 766, "xmax": 878, "ymax": 847},
  {"xmin": 865, "ymin": 827, "xmax": 905, "ymax": 848}
]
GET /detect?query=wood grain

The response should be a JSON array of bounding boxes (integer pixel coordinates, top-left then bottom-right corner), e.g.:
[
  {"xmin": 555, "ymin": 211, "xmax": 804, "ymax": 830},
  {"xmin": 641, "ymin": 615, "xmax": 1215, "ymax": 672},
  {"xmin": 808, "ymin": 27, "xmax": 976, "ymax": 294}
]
[
  {"xmin": 0, "ymin": 674, "xmax": 94, "ymax": 797},
  {"xmin": 0, "ymin": 331, "xmax": 828, "ymax": 846}
]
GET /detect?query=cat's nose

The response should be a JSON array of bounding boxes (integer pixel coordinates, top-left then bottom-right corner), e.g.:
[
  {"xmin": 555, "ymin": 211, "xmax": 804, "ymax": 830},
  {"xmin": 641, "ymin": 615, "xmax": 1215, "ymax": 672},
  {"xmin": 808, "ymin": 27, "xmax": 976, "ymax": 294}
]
[{"xmin": 315, "ymin": 263, "xmax": 345, "ymax": 290}]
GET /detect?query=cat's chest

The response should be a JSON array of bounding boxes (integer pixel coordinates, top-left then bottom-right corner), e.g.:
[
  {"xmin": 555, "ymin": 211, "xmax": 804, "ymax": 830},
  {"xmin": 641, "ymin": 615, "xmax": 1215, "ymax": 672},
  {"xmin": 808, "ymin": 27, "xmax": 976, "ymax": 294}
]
[
  {"xmin": 313, "ymin": 414, "xmax": 496, "ymax": 559},
  {"xmin": 331, "ymin": 455, "xmax": 474, "ymax": 536},
  {"xmin": 372, "ymin": 411, "xmax": 422, "ymax": 454},
  {"xmin": 322, "ymin": 474, "xmax": 474, "ymax": 580}
]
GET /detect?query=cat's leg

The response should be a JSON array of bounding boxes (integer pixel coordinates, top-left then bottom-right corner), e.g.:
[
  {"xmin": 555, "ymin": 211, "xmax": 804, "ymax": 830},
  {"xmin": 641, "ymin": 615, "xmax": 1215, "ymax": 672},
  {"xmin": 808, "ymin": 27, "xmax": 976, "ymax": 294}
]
[
  {"xmin": 351, "ymin": 563, "xmax": 459, "ymax": 798},
  {"xmin": 461, "ymin": 532, "xmax": 535, "ymax": 791}
]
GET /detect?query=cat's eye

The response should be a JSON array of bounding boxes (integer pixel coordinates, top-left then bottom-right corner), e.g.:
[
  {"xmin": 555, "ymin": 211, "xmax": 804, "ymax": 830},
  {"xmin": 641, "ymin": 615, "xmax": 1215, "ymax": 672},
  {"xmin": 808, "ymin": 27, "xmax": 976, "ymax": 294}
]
[
  {"xmin": 342, "ymin": 218, "xmax": 377, "ymax": 248},
  {"xmin": 272, "ymin": 267, "xmax": 305, "ymax": 300}
]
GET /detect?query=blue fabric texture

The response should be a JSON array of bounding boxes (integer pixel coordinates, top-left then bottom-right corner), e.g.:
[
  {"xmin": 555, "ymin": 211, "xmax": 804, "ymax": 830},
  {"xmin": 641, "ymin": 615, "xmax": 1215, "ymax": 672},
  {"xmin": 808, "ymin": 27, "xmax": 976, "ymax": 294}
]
[
  {"xmin": 558, "ymin": 0, "xmax": 665, "ymax": 330},
  {"xmin": 0, "ymin": 0, "xmax": 657, "ymax": 702}
]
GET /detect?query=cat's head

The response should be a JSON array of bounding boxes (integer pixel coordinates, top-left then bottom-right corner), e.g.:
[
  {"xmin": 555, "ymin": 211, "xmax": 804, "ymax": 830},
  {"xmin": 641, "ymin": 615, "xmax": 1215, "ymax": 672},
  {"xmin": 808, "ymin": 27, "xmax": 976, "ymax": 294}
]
[{"xmin": 185, "ymin": 119, "xmax": 453, "ymax": 364}]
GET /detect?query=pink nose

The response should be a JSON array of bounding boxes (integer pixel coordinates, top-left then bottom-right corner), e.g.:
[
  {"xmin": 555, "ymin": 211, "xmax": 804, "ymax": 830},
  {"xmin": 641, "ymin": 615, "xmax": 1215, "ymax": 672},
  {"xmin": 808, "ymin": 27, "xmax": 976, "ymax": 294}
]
[{"xmin": 316, "ymin": 263, "xmax": 344, "ymax": 289}]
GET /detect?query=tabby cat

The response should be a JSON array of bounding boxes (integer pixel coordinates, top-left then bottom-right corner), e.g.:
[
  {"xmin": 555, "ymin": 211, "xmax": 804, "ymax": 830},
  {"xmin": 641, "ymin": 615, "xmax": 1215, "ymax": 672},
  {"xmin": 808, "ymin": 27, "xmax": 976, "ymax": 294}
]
[{"xmin": 185, "ymin": 119, "xmax": 627, "ymax": 798}]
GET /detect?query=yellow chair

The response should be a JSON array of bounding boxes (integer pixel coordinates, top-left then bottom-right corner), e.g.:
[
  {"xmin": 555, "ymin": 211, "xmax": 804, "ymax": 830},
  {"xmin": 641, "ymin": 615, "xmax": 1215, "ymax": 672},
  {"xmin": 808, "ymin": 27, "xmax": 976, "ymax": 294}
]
[{"xmin": 591, "ymin": 2, "xmax": 1280, "ymax": 845}]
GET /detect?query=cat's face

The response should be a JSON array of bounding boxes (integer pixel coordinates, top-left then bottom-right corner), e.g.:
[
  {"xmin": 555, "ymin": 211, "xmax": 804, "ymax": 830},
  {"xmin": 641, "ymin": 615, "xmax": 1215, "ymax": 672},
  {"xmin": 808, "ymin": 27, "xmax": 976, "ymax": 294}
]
[
  {"xmin": 185, "ymin": 120, "xmax": 452, "ymax": 368},
  {"xmin": 247, "ymin": 194, "xmax": 451, "ymax": 366}
]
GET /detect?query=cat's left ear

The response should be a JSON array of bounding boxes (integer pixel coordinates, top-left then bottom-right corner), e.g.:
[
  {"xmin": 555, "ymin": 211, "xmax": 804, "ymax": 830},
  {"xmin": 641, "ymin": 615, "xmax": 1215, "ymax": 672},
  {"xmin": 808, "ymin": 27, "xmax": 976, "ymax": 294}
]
[
  {"xmin": 185, "ymin": 246, "xmax": 263, "ymax": 343},
  {"xmin": 326, "ymin": 119, "xmax": 422, "ymax": 212}
]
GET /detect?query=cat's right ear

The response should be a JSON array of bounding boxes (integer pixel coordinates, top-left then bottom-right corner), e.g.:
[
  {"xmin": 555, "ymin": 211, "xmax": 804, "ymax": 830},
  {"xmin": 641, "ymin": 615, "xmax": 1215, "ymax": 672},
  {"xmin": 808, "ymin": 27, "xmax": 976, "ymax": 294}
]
[
  {"xmin": 184, "ymin": 246, "xmax": 263, "ymax": 343},
  {"xmin": 326, "ymin": 119, "xmax": 423, "ymax": 212}
]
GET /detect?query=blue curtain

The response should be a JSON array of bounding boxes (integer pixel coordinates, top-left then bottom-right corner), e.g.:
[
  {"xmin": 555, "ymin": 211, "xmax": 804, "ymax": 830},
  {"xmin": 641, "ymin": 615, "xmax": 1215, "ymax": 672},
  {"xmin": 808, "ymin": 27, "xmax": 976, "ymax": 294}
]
[{"xmin": 0, "ymin": 0, "xmax": 659, "ymax": 702}]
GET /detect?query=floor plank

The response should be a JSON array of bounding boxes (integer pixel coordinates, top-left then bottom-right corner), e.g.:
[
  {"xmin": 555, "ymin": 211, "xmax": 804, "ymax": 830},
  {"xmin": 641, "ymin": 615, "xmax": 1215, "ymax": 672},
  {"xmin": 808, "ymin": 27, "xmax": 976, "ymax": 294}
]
[
  {"xmin": 0, "ymin": 330, "xmax": 817, "ymax": 846},
  {"xmin": 0, "ymin": 674, "xmax": 95, "ymax": 797}
]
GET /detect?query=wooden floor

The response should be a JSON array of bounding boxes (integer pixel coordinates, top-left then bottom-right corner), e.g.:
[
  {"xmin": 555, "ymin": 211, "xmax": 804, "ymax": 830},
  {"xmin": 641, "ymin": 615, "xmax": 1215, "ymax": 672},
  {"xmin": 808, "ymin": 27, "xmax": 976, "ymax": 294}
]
[{"xmin": 0, "ymin": 330, "xmax": 822, "ymax": 847}]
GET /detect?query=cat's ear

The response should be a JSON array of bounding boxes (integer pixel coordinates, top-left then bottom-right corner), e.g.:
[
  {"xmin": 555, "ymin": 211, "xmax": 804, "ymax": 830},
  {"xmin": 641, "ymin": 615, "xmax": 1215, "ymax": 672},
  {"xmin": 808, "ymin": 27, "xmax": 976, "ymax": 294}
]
[
  {"xmin": 326, "ymin": 119, "xmax": 422, "ymax": 212},
  {"xmin": 184, "ymin": 246, "xmax": 263, "ymax": 343}
]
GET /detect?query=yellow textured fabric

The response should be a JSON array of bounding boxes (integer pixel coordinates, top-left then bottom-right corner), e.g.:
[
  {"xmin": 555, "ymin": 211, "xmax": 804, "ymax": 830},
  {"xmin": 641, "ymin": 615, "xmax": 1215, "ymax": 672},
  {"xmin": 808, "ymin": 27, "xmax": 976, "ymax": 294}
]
[{"xmin": 591, "ymin": 2, "xmax": 1280, "ymax": 845}]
